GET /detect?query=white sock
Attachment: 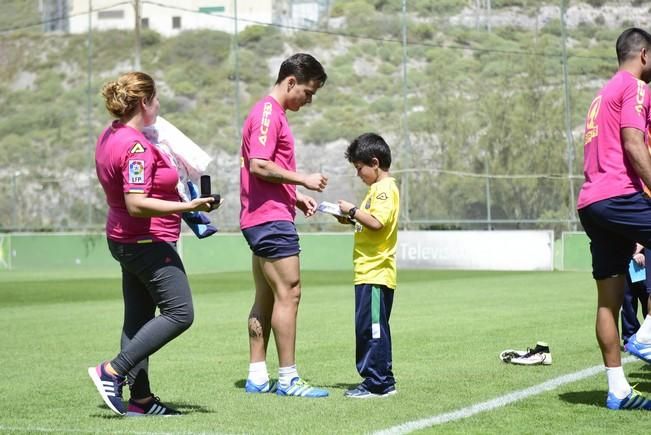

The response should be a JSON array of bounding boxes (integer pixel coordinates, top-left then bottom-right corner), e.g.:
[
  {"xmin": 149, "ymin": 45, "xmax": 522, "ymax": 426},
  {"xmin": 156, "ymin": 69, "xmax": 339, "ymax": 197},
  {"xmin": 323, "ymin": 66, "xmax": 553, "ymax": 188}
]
[
  {"xmin": 606, "ymin": 366, "xmax": 631, "ymax": 399},
  {"xmin": 635, "ymin": 315, "xmax": 651, "ymax": 343},
  {"xmin": 278, "ymin": 365, "xmax": 299, "ymax": 388},
  {"xmin": 248, "ymin": 361, "xmax": 269, "ymax": 385}
]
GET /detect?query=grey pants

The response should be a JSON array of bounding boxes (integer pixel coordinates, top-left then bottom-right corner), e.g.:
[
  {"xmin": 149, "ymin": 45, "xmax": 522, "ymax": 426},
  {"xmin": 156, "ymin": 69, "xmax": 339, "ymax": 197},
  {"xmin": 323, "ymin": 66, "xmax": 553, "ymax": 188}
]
[{"xmin": 107, "ymin": 239, "xmax": 194, "ymax": 399}]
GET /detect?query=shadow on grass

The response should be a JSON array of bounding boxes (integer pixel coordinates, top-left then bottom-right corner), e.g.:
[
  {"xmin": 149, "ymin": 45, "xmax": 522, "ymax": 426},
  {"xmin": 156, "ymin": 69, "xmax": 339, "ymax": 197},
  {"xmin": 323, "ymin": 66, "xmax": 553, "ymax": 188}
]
[
  {"xmin": 234, "ymin": 378, "xmax": 357, "ymax": 391},
  {"xmin": 558, "ymin": 390, "xmax": 604, "ymax": 407},
  {"xmin": 93, "ymin": 401, "xmax": 214, "ymax": 418},
  {"xmin": 322, "ymin": 382, "xmax": 358, "ymax": 390}
]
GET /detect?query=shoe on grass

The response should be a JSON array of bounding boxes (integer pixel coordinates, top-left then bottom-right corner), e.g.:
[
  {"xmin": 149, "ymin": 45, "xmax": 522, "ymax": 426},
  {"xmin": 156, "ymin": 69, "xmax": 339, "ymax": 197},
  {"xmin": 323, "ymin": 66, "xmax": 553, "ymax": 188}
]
[
  {"xmin": 87, "ymin": 362, "xmax": 127, "ymax": 416},
  {"xmin": 344, "ymin": 384, "xmax": 396, "ymax": 399},
  {"xmin": 245, "ymin": 379, "xmax": 277, "ymax": 393},
  {"xmin": 625, "ymin": 334, "xmax": 651, "ymax": 364},
  {"xmin": 276, "ymin": 377, "xmax": 328, "ymax": 398},
  {"xmin": 126, "ymin": 396, "xmax": 181, "ymax": 416},
  {"xmin": 509, "ymin": 342, "xmax": 552, "ymax": 366},
  {"xmin": 606, "ymin": 389, "xmax": 651, "ymax": 410}
]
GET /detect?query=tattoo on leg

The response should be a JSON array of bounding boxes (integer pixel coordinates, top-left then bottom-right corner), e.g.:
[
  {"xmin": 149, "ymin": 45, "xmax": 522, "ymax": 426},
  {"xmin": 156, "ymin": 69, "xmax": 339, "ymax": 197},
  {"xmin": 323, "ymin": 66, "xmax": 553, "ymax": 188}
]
[{"xmin": 248, "ymin": 315, "xmax": 264, "ymax": 339}]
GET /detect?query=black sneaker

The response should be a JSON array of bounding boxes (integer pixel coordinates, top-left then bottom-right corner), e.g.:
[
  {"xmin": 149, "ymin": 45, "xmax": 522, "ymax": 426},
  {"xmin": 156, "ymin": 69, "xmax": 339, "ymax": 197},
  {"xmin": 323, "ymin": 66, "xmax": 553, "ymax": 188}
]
[
  {"xmin": 126, "ymin": 396, "xmax": 181, "ymax": 416},
  {"xmin": 344, "ymin": 384, "xmax": 397, "ymax": 399},
  {"xmin": 87, "ymin": 362, "xmax": 127, "ymax": 416}
]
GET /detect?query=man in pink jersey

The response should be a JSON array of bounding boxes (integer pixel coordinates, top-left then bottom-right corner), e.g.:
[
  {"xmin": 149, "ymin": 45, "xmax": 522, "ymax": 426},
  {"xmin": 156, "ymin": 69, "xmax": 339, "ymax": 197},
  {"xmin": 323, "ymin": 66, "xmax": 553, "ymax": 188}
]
[
  {"xmin": 240, "ymin": 53, "xmax": 329, "ymax": 397},
  {"xmin": 578, "ymin": 28, "xmax": 651, "ymax": 410}
]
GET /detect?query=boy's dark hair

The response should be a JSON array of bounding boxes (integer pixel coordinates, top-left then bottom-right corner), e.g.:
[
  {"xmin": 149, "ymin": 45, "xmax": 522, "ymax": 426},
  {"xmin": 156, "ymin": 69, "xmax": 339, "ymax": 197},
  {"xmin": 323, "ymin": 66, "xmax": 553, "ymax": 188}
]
[
  {"xmin": 275, "ymin": 53, "xmax": 327, "ymax": 87},
  {"xmin": 345, "ymin": 133, "xmax": 392, "ymax": 171},
  {"xmin": 616, "ymin": 27, "xmax": 651, "ymax": 65}
]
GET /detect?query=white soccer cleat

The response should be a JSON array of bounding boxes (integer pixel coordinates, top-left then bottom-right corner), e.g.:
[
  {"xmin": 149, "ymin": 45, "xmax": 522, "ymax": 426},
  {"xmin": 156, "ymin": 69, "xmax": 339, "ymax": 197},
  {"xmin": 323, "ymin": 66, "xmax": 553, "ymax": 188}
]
[{"xmin": 500, "ymin": 342, "xmax": 552, "ymax": 366}]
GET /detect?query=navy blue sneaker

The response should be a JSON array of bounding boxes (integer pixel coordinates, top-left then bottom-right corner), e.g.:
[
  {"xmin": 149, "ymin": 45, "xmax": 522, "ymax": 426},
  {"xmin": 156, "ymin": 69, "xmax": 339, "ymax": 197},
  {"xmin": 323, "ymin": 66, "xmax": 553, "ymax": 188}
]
[
  {"xmin": 625, "ymin": 334, "xmax": 651, "ymax": 364},
  {"xmin": 126, "ymin": 396, "xmax": 181, "ymax": 416},
  {"xmin": 88, "ymin": 362, "xmax": 127, "ymax": 416},
  {"xmin": 276, "ymin": 377, "xmax": 328, "ymax": 398},
  {"xmin": 344, "ymin": 384, "xmax": 397, "ymax": 399},
  {"xmin": 245, "ymin": 379, "xmax": 277, "ymax": 393},
  {"xmin": 606, "ymin": 389, "xmax": 651, "ymax": 410}
]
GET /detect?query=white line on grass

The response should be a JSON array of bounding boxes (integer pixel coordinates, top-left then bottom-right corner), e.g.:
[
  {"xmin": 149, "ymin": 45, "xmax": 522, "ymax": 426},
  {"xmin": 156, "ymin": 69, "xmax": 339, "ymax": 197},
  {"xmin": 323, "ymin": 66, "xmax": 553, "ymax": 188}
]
[{"xmin": 374, "ymin": 356, "xmax": 638, "ymax": 435}]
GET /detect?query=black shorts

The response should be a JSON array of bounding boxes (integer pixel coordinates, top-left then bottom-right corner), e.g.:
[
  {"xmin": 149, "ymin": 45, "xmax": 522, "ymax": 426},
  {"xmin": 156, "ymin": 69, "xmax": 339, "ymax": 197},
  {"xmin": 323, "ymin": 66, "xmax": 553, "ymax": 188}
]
[{"xmin": 579, "ymin": 192, "xmax": 651, "ymax": 280}]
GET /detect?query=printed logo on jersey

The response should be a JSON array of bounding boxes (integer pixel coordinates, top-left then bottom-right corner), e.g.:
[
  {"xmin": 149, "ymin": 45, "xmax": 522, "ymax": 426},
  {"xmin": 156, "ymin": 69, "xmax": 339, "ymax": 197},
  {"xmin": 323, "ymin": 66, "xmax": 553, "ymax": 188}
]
[
  {"xmin": 584, "ymin": 95, "xmax": 601, "ymax": 145},
  {"xmin": 636, "ymin": 80, "xmax": 647, "ymax": 116},
  {"xmin": 258, "ymin": 102, "xmax": 273, "ymax": 145},
  {"xmin": 128, "ymin": 160, "xmax": 145, "ymax": 184},
  {"xmin": 376, "ymin": 192, "xmax": 388, "ymax": 200},
  {"xmin": 130, "ymin": 142, "xmax": 145, "ymax": 154},
  {"xmin": 365, "ymin": 199, "xmax": 371, "ymax": 209}
]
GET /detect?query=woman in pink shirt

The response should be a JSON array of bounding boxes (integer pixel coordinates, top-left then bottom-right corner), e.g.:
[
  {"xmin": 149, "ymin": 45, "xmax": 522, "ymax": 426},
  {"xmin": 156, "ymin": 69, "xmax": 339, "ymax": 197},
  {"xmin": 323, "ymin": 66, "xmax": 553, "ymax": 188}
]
[{"xmin": 88, "ymin": 72, "xmax": 214, "ymax": 417}]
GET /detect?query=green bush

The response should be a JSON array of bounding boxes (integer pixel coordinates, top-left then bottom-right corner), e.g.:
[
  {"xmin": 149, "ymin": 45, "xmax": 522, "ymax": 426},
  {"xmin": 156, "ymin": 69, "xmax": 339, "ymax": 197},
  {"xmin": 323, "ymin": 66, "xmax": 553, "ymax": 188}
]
[
  {"xmin": 160, "ymin": 29, "xmax": 231, "ymax": 66},
  {"xmin": 238, "ymin": 25, "xmax": 282, "ymax": 56},
  {"xmin": 369, "ymin": 96, "xmax": 396, "ymax": 114},
  {"xmin": 584, "ymin": 0, "xmax": 607, "ymax": 7},
  {"xmin": 403, "ymin": 0, "xmax": 466, "ymax": 15},
  {"xmin": 140, "ymin": 29, "xmax": 161, "ymax": 47}
]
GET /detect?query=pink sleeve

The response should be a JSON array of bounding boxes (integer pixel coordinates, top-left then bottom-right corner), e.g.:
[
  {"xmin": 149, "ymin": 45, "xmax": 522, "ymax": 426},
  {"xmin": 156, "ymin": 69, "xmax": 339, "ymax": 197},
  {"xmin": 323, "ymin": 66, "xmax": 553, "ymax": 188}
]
[
  {"xmin": 121, "ymin": 141, "xmax": 155, "ymax": 194},
  {"xmin": 248, "ymin": 101, "xmax": 279, "ymax": 160},
  {"xmin": 621, "ymin": 79, "xmax": 649, "ymax": 131}
]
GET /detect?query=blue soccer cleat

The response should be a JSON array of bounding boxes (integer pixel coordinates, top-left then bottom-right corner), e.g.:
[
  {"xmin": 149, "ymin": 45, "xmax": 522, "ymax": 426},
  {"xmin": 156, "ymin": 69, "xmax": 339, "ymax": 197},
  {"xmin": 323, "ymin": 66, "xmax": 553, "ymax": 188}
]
[
  {"xmin": 87, "ymin": 362, "xmax": 127, "ymax": 416},
  {"xmin": 625, "ymin": 334, "xmax": 651, "ymax": 364},
  {"xmin": 606, "ymin": 389, "xmax": 651, "ymax": 410},
  {"xmin": 245, "ymin": 379, "xmax": 277, "ymax": 394},
  {"xmin": 276, "ymin": 377, "xmax": 328, "ymax": 398}
]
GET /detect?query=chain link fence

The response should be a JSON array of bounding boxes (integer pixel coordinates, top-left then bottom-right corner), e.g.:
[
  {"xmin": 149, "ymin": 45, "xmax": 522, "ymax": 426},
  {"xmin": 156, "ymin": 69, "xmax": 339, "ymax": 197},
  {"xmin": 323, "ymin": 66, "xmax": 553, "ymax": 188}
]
[{"xmin": 3, "ymin": 1, "xmax": 645, "ymax": 235}]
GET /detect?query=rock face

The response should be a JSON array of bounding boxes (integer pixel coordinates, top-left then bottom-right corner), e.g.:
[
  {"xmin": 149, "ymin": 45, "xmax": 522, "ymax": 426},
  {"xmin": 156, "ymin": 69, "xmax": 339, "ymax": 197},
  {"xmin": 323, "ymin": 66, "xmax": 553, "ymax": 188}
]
[{"xmin": 449, "ymin": 3, "xmax": 651, "ymax": 31}]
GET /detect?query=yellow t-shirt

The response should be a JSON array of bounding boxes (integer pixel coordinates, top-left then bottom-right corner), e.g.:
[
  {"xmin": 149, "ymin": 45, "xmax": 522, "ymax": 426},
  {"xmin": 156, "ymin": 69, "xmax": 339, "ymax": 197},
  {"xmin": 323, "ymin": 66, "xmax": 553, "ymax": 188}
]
[{"xmin": 353, "ymin": 177, "xmax": 400, "ymax": 289}]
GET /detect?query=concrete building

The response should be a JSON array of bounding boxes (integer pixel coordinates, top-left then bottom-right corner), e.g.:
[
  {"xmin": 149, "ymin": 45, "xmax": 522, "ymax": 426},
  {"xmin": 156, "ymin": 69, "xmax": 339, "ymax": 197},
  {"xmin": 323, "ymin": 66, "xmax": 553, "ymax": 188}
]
[
  {"xmin": 40, "ymin": 1, "xmax": 329, "ymax": 36},
  {"xmin": 63, "ymin": 0, "xmax": 273, "ymax": 36}
]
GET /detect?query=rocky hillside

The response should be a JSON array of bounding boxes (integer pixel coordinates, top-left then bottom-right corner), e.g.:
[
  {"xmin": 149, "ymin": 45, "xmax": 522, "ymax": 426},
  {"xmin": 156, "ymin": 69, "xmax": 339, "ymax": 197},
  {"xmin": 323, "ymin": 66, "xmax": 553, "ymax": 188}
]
[{"xmin": 0, "ymin": 1, "xmax": 646, "ymax": 231}]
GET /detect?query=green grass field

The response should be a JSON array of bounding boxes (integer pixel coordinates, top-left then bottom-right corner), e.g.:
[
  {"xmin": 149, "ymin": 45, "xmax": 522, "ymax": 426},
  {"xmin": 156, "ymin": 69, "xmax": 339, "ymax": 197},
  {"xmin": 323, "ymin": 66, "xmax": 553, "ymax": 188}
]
[{"xmin": 1, "ymin": 269, "xmax": 650, "ymax": 434}]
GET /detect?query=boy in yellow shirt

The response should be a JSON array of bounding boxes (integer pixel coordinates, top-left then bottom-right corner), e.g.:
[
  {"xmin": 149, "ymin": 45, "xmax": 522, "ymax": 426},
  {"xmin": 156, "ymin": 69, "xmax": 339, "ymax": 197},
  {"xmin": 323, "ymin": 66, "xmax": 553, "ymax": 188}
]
[{"xmin": 337, "ymin": 133, "xmax": 399, "ymax": 398}]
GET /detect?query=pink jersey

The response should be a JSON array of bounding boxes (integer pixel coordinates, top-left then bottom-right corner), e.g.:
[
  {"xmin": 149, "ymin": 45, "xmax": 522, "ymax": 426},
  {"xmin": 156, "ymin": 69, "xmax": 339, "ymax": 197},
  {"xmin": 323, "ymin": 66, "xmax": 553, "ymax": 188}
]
[
  {"xmin": 577, "ymin": 70, "xmax": 651, "ymax": 209},
  {"xmin": 239, "ymin": 96, "xmax": 297, "ymax": 229},
  {"xmin": 95, "ymin": 120, "xmax": 182, "ymax": 243}
]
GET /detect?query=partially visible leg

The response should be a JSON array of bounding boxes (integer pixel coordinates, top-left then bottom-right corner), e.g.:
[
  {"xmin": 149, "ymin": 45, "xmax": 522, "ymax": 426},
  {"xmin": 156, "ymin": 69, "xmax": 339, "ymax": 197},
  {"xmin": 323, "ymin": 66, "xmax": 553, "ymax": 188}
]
[
  {"xmin": 353, "ymin": 285, "xmax": 395, "ymax": 395},
  {"xmin": 246, "ymin": 254, "xmax": 275, "ymax": 390},
  {"xmin": 259, "ymin": 255, "xmax": 301, "ymax": 368},
  {"xmin": 248, "ymin": 254, "xmax": 274, "ymax": 363},
  {"xmin": 596, "ymin": 275, "xmax": 634, "ymax": 405},
  {"xmin": 259, "ymin": 255, "xmax": 327, "ymax": 397},
  {"xmin": 118, "ymin": 265, "xmax": 156, "ymax": 400},
  {"xmin": 635, "ymin": 248, "xmax": 651, "ymax": 343},
  {"xmin": 110, "ymin": 242, "xmax": 194, "ymax": 397},
  {"xmin": 633, "ymin": 293, "xmax": 651, "ymax": 344},
  {"xmin": 596, "ymin": 276, "xmax": 625, "ymax": 368},
  {"xmin": 621, "ymin": 276, "xmax": 641, "ymax": 345}
]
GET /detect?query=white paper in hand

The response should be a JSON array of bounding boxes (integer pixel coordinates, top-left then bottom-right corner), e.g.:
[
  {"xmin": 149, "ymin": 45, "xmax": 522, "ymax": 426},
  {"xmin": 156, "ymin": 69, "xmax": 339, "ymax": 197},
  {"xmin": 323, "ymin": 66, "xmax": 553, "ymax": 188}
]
[{"xmin": 317, "ymin": 201, "xmax": 345, "ymax": 217}]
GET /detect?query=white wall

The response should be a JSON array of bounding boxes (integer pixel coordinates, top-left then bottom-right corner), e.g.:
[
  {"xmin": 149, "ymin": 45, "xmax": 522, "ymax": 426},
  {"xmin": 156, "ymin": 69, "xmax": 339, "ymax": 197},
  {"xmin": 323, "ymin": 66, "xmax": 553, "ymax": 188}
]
[
  {"xmin": 397, "ymin": 231, "xmax": 554, "ymax": 271},
  {"xmin": 68, "ymin": 0, "xmax": 272, "ymax": 36}
]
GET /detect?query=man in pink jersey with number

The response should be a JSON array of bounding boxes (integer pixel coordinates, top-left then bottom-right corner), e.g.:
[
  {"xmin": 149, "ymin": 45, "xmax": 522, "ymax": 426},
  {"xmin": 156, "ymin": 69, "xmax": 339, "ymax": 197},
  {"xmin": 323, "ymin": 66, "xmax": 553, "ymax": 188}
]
[
  {"xmin": 240, "ymin": 53, "xmax": 329, "ymax": 397},
  {"xmin": 578, "ymin": 28, "xmax": 651, "ymax": 410}
]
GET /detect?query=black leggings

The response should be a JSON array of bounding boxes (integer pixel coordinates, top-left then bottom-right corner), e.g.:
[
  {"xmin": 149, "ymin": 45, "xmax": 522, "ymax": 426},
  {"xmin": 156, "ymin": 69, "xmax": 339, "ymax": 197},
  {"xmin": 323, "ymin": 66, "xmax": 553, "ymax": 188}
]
[{"xmin": 107, "ymin": 239, "xmax": 194, "ymax": 399}]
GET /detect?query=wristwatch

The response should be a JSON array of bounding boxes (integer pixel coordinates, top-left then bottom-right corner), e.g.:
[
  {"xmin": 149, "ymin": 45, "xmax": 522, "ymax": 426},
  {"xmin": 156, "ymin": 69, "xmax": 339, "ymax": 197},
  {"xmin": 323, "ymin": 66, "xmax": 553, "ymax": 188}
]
[{"xmin": 348, "ymin": 207, "xmax": 358, "ymax": 219}]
